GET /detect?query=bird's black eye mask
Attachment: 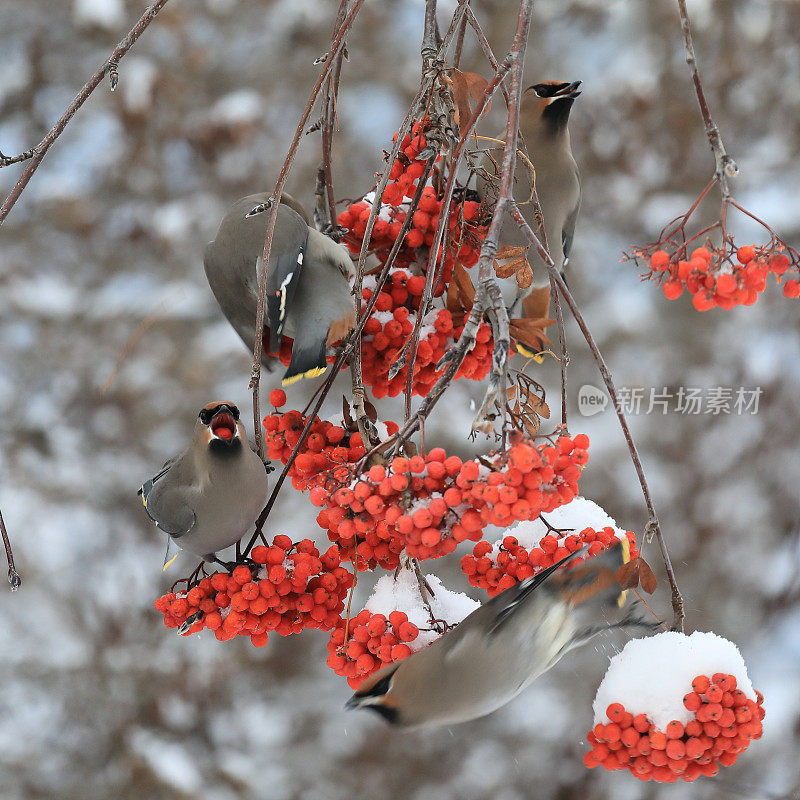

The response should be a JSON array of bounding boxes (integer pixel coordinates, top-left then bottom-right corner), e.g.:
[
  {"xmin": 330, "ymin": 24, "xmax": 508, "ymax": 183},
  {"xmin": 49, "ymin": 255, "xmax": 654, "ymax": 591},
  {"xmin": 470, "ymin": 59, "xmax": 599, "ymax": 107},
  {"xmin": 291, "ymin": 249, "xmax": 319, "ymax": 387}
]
[
  {"xmin": 198, "ymin": 404, "xmax": 240, "ymax": 425},
  {"xmin": 529, "ymin": 82, "xmax": 571, "ymax": 98}
]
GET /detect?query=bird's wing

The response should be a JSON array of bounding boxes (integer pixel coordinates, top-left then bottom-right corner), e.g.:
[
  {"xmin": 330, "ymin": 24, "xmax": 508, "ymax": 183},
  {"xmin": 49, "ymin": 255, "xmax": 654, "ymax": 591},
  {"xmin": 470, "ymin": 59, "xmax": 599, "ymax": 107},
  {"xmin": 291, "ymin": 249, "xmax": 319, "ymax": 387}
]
[
  {"xmin": 561, "ymin": 196, "xmax": 580, "ymax": 268},
  {"xmin": 266, "ymin": 206, "xmax": 309, "ymax": 350},
  {"xmin": 487, "ymin": 548, "xmax": 582, "ymax": 636},
  {"xmin": 141, "ymin": 476, "xmax": 196, "ymax": 539},
  {"xmin": 281, "ymin": 260, "xmax": 354, "ymax": 385}
]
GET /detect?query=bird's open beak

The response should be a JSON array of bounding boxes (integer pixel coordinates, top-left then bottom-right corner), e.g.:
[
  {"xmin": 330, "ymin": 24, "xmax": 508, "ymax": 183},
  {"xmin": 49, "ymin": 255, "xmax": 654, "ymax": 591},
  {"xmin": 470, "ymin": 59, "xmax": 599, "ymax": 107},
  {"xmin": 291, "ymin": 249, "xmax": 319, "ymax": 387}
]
[
  {"xmin": 344, "ymin": 695, "xmax": 362, "ymax": 710},
  {"xmin": 553, "ymin": 80, "xmax": 582, "ymax": 99},
  {"xmin": 209, "ymin": 408, "xmax": 238, "ymax": 442}
]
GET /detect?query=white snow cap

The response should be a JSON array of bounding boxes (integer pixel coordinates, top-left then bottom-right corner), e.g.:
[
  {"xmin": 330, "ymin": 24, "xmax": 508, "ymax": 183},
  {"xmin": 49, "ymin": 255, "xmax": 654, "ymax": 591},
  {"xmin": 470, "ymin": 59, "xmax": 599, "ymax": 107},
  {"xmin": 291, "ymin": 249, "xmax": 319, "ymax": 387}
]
[
  {"xmin": 499, "ymin": 496, "xmax": 629, "ymax": 553},
  {"xmin": 593, "ymin": 631, "xmax": 758, "ymax": 730},
  {"xmin": 365, "ymin": 568, "xmax": 480, "ymax": 650}
]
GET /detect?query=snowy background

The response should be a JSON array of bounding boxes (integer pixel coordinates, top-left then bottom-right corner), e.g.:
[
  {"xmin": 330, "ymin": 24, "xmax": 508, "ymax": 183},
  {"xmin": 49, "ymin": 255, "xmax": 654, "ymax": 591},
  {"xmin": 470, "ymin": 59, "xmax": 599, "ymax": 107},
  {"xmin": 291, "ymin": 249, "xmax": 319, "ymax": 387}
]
[{"xmin": 1, "ymin": 0, "xmax": 799, "ymax": 798}]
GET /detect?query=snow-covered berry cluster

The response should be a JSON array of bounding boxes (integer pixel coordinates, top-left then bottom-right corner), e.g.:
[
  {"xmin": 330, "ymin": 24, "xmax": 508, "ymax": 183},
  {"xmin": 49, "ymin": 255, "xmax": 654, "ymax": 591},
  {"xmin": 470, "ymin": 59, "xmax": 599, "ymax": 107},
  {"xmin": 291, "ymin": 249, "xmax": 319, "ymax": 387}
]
[
  {"xmin": 359, "ymin": 269, "xmax": 493, "ymax": 397},
  {"xmin": 337, "ymin": 119, "xmax": 485, "ymax": 271},
  {"xmin": 326, "ymin": 569, "xmax": 479, "ymax": 688},
  {"xmin": 585, "ymin": 631, "xmax": 765, "ymax": 783},
  {"xmin": 154, "ymin": 537, "xmax": 352, "ymax": 646},
  {"xmin": 645, "ymin": 245, "xmax": 797, "ymax": 310},
  {"xmin": 312, "ymin": 436, "xmax": 587, "ymax": 571},
  {"xmin": 460, "ymin": 494, "xmax": 638, "ymax": 596}
]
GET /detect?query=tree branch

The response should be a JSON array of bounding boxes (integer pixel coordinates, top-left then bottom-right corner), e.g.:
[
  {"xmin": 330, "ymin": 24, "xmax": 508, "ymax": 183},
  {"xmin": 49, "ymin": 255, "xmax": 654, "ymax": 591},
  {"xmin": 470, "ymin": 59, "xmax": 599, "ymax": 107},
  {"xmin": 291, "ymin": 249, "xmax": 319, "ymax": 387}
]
[
  {"xmin": 508, "ymin": 201, "xmax": 685, "ymax": 632},
  {"xmin": 0, "ymin": 0, "xmax": 173, "ymax": 224},
  {"xmin": 0, "ymin": 507, "xmax": 20, "ymax": 591}
]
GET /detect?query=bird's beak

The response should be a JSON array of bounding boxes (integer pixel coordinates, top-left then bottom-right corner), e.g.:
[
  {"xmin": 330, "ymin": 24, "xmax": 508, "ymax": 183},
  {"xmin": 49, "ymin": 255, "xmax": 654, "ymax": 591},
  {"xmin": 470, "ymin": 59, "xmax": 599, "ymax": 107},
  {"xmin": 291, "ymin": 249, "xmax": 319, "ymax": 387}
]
[
  {"xmin": 553, "ymin": 80, "xmax": 582, "ymax": 99},
  {"xmin": 209, "ymin": 406, "xmax": 239, "ymax": 443},
  {"xmin": 344, "ymin": 695, "xmax": 362, "ymax": 710}
]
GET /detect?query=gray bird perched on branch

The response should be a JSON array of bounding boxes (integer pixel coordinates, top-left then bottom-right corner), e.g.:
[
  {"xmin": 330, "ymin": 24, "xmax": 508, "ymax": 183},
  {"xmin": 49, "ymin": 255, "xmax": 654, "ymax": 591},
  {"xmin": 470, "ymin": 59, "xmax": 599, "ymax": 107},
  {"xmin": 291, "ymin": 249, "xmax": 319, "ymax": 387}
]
[
  {"xmin": 478, "ymin": 80, "xmax": 582, "ymax": 319},
  {"xmin": 346, "ymin": 542, "xmax": 655, "ymax": 728},
  {"xmin": 204, "ymin": 193, "xmax": 356, "ymax": 386},
  {"xmin": 138, "ymin": 401, "xmax": 269, "ymax": 568}
]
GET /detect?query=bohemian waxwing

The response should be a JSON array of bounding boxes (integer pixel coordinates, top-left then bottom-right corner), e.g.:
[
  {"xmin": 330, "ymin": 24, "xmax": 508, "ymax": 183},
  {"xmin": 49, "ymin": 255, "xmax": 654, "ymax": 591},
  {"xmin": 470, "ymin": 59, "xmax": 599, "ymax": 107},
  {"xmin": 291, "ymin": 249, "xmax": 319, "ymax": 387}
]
[
  {"xmin": 346, "ymin": 541, "xmax": 656, "ymax": 728},
  {"xmin": 139, "ymin": 401, "xmax": 269, "ymax": 567},
  {"xmin": 478, "ymin": 80, "xmax": 581, "ymax": 321},
  {"xmin": 204, "ymin": 193, "xmax": 356, "ymax": 386}
]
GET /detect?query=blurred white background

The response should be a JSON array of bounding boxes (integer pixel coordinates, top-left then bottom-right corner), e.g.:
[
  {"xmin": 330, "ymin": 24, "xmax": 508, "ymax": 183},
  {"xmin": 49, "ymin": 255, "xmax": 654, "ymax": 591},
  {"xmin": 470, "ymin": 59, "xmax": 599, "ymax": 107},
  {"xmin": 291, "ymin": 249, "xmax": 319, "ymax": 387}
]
[{"xmin": 1, "ymin": 1, "xmax": 799, "ymax": 798}]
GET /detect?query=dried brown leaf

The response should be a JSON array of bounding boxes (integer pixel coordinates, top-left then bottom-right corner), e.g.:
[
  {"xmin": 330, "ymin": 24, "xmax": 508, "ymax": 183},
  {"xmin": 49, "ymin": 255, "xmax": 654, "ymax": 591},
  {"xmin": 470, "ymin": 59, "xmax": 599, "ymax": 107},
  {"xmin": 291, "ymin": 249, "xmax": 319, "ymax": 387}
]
[
  {"xmin": 364, "ymin": 399, "xmax": 378, "ymax": 424},
  {"xmin": 522, "ymin": 285, "xmax": 551, "ymax": 320},
  {"xmin": 449, "ymin": 69, "xmax": 492, "ymax": 132},
  {"xmin": 516, "ymin": 263, "xmax": 534, "ymax": 289},
  {"xmin": 495, "ymin": 245, "xmax": 528, "ymax": 260},
  {"xmin": 616, "ymin": 557, "xmax": 658, "ymax": 594}
]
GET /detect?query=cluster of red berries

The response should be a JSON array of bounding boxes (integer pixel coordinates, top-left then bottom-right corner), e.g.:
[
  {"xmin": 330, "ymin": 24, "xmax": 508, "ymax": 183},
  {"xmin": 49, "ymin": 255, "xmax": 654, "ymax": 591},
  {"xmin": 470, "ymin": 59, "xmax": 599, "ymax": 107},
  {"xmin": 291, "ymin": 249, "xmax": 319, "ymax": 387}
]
[
  {"xmin": 262, "ymin": 390, "xmax": 399, "ymax": 489},
  {"xmin": 154, "ymin": 537, "xmax": 353, "ymax": 646},
  {"xmin": 584, "ymin": 673, "xmax": 765, "ymax": 783},
  {"xmin": 360, "ymin": 269, "xmax": 493, "ymax": 397},
  {"xmin": 311, "ymin": 435, "xmax": 587, "ymax": 571},
  {"xmin": 326, "ymin": 609, "xmax": 424, "ymax": 689},
  {"xmin": 645, "ymin": 245, "xmax": 796, "ymax": 310},
  {"xmin": 461, "ymin": 522, "xmax": 637, "ymax": 597},
  {"xmin": 337, "ymin": 119, "xmax": 485, "ymax": 270}
]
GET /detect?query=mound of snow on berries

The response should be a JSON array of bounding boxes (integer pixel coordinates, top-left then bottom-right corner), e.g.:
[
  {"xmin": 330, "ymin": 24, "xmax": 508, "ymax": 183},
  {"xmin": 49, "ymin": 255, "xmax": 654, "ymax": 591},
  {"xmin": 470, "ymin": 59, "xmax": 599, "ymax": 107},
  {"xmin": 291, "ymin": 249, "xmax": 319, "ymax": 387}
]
[
  {"xmin": 500, "ymin": 496, "xmax": 627, "ymax": 551},
  {"xmin": 365, "ymin": 568, "xmax": 479, "ymax": 649},
  {"xmin": 593, "ymin": 631, "xmax": 757, "ymax": 730}
]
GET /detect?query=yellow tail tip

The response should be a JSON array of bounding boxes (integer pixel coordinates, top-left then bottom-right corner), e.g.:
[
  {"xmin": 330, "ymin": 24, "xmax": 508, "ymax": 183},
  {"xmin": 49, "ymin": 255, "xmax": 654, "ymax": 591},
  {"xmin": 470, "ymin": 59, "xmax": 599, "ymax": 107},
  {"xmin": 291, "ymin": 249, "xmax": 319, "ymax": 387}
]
[
  {"xmin": 516, "ymin": 344, "xmax": 544, "ymax": 362},
  {"xmin": 163, "ymin": 553, "xmax": 179, "ymax": 571},
  {"xmin": 282, "ymin": 366, "xmax": 328, "ymax": 386},
  {"xmin": 617, "ymin": 536, "xmax": 632, "ymax": 607}
]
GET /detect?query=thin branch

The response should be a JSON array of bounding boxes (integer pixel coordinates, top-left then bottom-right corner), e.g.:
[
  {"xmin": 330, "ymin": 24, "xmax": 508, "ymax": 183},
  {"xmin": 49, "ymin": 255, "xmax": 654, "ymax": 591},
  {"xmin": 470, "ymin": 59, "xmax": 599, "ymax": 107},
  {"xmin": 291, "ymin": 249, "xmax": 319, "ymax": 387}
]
[
  {"xmin": 0, "ymin": 508, "xmax": 20, "ymax": 591},
  {"xmin": 507, "ymin": 201, "xmax": 685, "ymax": 632},
  {"xmin": 249, "ymin": 0, "xmax": 366, "ymax": 459},
  {"xmin": 0, "ymin": 0, "xmax": 172, "ymax": 224},
  {"xmin": 676, "ymin": 0, "xmax": 737, "ymax": 199}
]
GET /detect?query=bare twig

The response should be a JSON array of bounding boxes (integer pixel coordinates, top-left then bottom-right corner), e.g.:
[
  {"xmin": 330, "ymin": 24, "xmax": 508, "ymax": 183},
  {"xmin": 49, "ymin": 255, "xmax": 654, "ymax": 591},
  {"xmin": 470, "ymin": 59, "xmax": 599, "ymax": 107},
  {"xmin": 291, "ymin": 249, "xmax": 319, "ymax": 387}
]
[
  {"xmin": 676, "ymin": 0, "xmax": 737, "ymax": 200},
  {"xmin": 249, "ymin": 0, "xmax": 366, "ymax": 459},
  {"xmin": 0, "ymin": 508, "xmax": 21, "ymax": 591},
  {"xmin": 0, "ymin": 0, "xmax": 172, "ymax": 224}
]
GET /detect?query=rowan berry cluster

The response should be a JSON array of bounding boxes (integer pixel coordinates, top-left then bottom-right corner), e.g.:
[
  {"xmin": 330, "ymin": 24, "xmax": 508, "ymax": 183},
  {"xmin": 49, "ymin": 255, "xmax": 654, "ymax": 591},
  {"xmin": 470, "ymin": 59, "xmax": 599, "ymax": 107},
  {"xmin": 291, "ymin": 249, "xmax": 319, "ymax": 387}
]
[
  {"xmin": 337, "ymin": 119, "xmax": 485, "ymax": 271},
  {"xmin": 584, "ymin": 673, "xmax": 765, "ymax": 783},
  {"xmin": 645, "ymin": 244, "xmax": 797, "ymax": 310},
  {"xmin": 154, "ymin": 536, "xmax": 352, "ymax": 646},
  {"xmin": 359, "ymin": 269, "xmax": 493, "ymax": 397},
  {"xmin": 461, "ymin": 519, "xmax": 637, "ymax": 597},
  {"xmin": 262, "ymin": 390, "xmax": 400, "ymax": 490},
  {"xmin": 326, "ymin": 609, "xmax": 421, "ymax": 689},
  {"xmin": 311, "ymin": 435, "xmax": 587, "ymax": 571}
]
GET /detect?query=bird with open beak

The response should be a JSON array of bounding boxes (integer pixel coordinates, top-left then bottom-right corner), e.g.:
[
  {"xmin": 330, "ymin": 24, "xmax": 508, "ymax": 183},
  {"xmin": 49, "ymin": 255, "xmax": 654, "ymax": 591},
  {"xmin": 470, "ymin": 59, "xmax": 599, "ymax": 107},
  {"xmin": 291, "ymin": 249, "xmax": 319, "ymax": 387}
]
[
  {"xmin": 204, "ymin": 193, "xmax": 356, "ymax": 386},
  {"xmin": 138, "ymin": 401, "xmax": 269, "ymax": 568},
  {"xmin": 346, "ymin": 542, "xmax": 655, "ymax": 728},
  {"xmin": 478, "ymin": 80, "xmax": 582, "ymax": 320}
]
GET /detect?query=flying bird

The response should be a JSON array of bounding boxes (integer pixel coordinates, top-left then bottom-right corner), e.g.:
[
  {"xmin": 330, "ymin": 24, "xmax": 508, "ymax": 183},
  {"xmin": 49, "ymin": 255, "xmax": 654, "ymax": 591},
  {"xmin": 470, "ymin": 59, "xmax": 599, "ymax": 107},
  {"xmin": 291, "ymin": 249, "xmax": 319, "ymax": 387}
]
[
  {"xmin": 204, "ymin": 193, "xmax": 356, "ymax": 385},
  {"xmin": 346, "ymin": 542, "xmax": 655, "ymax": 728}
]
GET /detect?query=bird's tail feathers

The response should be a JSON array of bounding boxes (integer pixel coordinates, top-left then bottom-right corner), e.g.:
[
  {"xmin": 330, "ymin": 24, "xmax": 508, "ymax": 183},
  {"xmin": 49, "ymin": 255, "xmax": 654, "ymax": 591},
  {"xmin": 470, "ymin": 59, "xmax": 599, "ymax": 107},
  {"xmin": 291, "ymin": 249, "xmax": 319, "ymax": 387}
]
[{"xmin": 283, "ymin": 338, "xmax": 328, "ymax": 386}]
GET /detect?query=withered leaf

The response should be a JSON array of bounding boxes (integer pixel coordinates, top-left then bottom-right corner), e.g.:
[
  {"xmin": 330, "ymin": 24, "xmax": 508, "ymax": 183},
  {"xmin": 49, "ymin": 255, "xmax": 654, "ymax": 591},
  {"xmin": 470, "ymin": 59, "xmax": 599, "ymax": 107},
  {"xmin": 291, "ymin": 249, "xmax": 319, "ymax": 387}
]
[
  {"xmin": 509, "ymin": 317, "xmax": 554, "ymax": 354},
  {"xmin": 506, "ymin": 385, "xmax": 517, "ymax": 399},
  {"xmin": 616, "ymin": 556, "xmax": 658, "ymax": 594},
  {"xmin": 364, "ymin": 399, "xmax": 378, "ymax": 424},
  {"xmin": 495, "ymin": 245, "xmax": 528, "ymax": 260},
  {"xmin": 449, "ymin": 69, "xmax": 491, "ymax": 132},
  {"xmin": 494, "ymin": 255, "xmax": 528, "ymax": 279},
  {"xmin": 516, "ymin": 263, "xmax": 534, "ymax": 289},
  {"xmin": 342, "ymin": 396, "xmax": 354, "ymax": 430},
  {"xmin": 522, "ymin": 285, "xmax": 551, "ymax": 320}
]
